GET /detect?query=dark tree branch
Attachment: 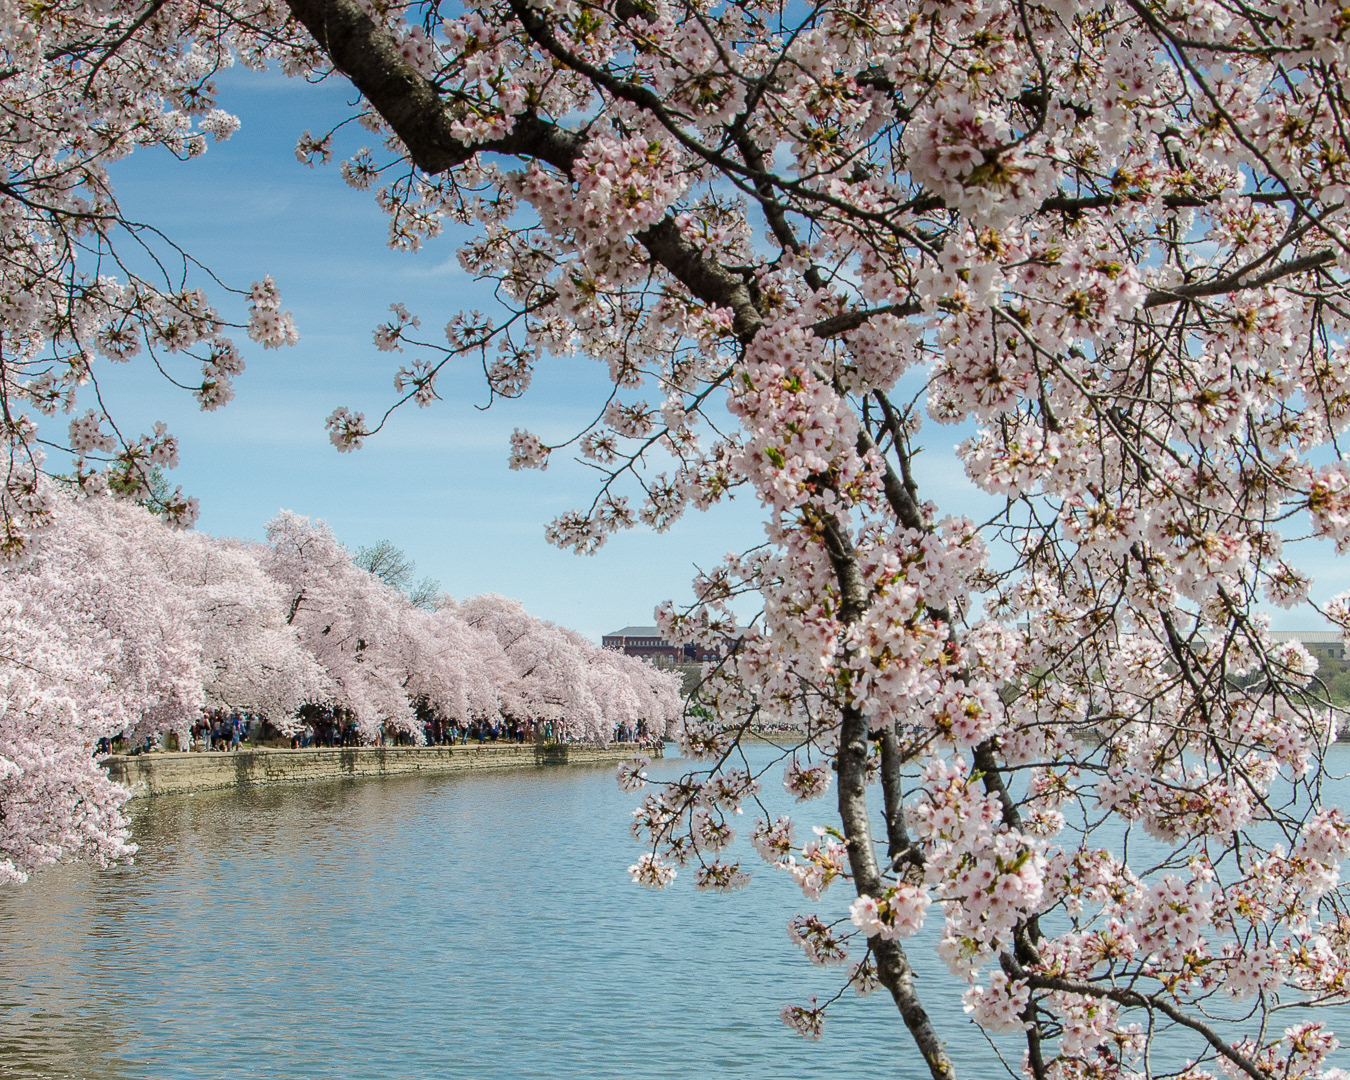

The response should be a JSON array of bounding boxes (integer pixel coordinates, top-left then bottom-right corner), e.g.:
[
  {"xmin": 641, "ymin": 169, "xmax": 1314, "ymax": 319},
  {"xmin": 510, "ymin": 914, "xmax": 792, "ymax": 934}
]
[
  {"xmin": 285, "ymin": 0, "xmax": 476, "ymax": 173},
  {"xmin": 817, "ymin": 511, "xmax": 956, "ymax": 1080},
  {"xmin": 811, "ymin": 302, "xmax": 921, "ymax": 339},
  {"xmin": 1143, "ymin": 248, "xmax": 1336, "ymax": 308},
  {"xmin": 1026, "ymin": 974, "xmax": 1271, "ymax": 1080}
]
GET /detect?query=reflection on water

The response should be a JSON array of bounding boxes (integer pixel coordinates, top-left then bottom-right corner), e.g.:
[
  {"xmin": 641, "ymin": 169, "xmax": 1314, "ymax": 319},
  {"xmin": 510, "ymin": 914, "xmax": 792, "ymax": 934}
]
[{"xmin": 2, "ymin": 746, "xmax": 1349, "ymax": 1079}]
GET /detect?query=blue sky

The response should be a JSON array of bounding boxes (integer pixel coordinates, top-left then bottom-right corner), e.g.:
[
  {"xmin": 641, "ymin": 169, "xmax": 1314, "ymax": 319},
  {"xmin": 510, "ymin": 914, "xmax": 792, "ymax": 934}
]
[
  {"xmin": 99, "ymin": 66, "xmax": 777, "ymax": 640},
  {"xmin": 95, "ymin": 65, "xmax": 1340, "ymax": 639}
]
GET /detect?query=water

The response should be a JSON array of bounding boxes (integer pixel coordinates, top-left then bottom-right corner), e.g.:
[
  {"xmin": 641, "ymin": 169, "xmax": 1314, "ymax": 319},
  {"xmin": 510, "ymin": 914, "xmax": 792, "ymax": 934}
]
[{"xmin": 2, "ymin": 745, "xmax": 1348, "ymax": 1079}]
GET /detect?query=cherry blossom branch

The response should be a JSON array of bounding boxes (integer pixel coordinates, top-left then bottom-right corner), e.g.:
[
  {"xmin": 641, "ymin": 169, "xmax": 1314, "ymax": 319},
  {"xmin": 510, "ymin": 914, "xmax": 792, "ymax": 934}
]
[
  {"xmin": 1023, "ymin": 973, "xmax": 1272, "ymax": 1080},
  {"xmin": 1142, "ymin": 248, "xmax": 1338, "ymax": 309},
  {"xmin": 816, "ymin": 507, "xmax": 957, "ymax": 1079}
]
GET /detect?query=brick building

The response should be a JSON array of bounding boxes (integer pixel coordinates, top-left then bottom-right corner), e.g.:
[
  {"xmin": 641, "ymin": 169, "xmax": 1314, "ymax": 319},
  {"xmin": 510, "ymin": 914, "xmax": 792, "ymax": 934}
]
[{"xmin": 602, "ymin": 625, "xmax": 721, "ymax": 663}]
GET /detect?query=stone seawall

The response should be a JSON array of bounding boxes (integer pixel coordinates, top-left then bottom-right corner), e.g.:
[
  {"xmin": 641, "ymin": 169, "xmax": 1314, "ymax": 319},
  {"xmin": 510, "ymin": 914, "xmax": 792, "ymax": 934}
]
[{"xmin": 101, "ymin": 742, "xmax": 660, "ymax": 798}]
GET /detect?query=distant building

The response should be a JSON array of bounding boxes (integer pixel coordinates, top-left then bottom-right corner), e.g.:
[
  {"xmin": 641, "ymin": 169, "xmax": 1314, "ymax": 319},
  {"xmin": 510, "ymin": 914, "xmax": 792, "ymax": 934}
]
[
  {"xmin": 602, "ymin": 625, "xmax": 721, "ymax": 663},
  {"xmin": 1268, "ymin": 631, "xmax": 1346, "ymax": 661}
]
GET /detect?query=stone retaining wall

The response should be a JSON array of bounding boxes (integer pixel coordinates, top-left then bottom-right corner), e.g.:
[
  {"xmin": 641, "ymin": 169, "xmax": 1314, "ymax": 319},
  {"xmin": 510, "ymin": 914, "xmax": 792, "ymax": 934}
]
[{"xmin": 101, "ymin": 742, "xmax": 661, "ymax": 798}]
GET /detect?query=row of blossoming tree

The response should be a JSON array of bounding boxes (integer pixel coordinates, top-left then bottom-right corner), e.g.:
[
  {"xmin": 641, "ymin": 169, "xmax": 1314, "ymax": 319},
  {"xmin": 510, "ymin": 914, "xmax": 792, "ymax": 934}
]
[
  {"xmin": 5, "ymin": 0, "xmax": 1350, "ymax": 1071},
  {"xmin": 0, "ymin": 490, "xmax": 683, "ymax": 885}
]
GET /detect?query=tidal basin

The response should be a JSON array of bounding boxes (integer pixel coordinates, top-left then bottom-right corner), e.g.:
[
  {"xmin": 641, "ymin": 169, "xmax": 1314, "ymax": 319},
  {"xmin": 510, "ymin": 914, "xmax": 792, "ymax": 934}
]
[
  {"xmin": 4, "ymin": 744, "xmax": 1350, "ymax": 1079},
  {"xmin": 3, "ymin": 745, "xmax": 942, "ymax": 1080}
]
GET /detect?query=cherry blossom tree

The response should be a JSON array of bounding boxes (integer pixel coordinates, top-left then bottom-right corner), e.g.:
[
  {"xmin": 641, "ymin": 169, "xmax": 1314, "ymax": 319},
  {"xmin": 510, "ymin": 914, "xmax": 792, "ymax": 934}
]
[
  {"xmin": 10, "ymin": 491, "xmax": 205, "ymax": 748},
  {"xmin": 0, "ymin": 0, "xmax": 308, "ymax": 556},
  {"xmin": 0, "ymin": 582, "xmax": 137, "ymax": 884},
  {"xmin": 401, "ymin": 603, "xmax": 515, "ymax": 725},
  {"xmin": 461, "ymin": 592, "xmax": 631, "ymax": 738},
  {"xmin": 0, "ymin": 488, "xmax": 202, "ymax": 882},
  {"xmin": 272, "ymin": 0, "xmax": 1350, "ymax": 1076},
  {"xmin": 147, "ymin": 531, "xmax": 326, "ymax": 723},
  {"xmin": 261, "ymin": 510, "xmax": 422, "ymax": 740},
  {"xmin": 260, "ymin": 514, "xmax": 679, "ymax": 740},
  {"xmin": 13, "ymin": 491, "xmax": 323, "ymax": 738},
  {"xmin": 587, "ymin": 641, "xmax": 684, "ymax": 736},
  {"xmin": 5, "ymin": 0, "xmax": 1350, "ymax": 1072}
]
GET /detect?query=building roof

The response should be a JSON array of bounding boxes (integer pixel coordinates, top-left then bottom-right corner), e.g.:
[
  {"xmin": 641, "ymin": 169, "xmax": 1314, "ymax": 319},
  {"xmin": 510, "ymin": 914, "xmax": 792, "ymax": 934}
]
[
  {"xmin": 1267, "ymin": 631, "xmax": 1345, "ymax": 644},
  {"xmin": 604, "ymin": 625, "xmax": 664, "ymax": 639}
]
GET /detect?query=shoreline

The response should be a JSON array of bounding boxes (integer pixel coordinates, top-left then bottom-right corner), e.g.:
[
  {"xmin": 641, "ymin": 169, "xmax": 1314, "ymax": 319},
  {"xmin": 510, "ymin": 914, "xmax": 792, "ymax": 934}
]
[{"xmin": 101, "ymin": 741, "xmax": 662, "ymax": 798}]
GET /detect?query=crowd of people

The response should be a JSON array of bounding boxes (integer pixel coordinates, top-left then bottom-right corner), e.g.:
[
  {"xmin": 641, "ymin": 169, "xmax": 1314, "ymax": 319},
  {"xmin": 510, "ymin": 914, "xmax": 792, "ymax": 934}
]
[
  {"xmin": 193, "ymin": 710, "xmax": 258, "ymax": 751},
  {"xmin": 114, "ymin": 708, "xmax": 664, "ymax": 753}
]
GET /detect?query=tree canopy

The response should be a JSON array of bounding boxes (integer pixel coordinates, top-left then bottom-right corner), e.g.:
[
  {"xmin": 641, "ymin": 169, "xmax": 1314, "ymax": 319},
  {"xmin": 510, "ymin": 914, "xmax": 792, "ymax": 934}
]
[{"xmin": 0, "ymin": 492, "xmax": 682, "ymax": 884}]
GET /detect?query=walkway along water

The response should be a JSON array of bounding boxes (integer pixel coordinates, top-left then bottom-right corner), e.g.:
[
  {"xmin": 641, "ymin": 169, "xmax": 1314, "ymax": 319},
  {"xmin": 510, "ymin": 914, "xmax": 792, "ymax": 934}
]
[{"xmin": 100, "ymin": 741, "xmax": 662, "ymax": 798}]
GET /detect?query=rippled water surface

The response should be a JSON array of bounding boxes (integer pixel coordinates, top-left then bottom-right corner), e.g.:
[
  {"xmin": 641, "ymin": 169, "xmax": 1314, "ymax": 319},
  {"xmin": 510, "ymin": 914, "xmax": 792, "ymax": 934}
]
[{"xmin": 3, "ymin": 745, "xmax": 1349, "ymax": 1079}]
